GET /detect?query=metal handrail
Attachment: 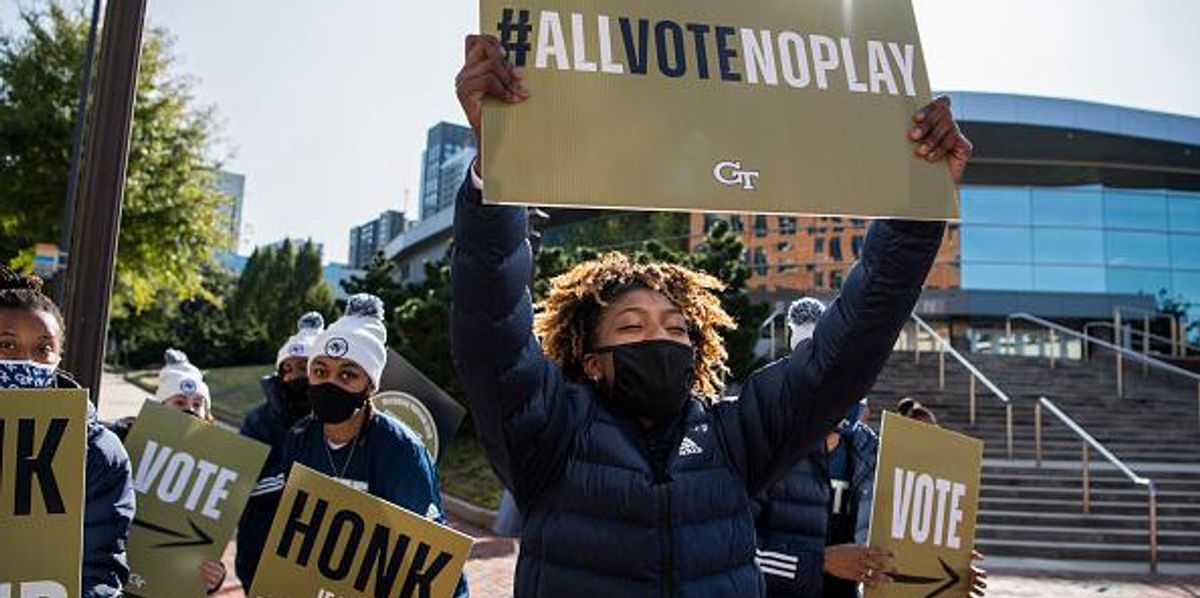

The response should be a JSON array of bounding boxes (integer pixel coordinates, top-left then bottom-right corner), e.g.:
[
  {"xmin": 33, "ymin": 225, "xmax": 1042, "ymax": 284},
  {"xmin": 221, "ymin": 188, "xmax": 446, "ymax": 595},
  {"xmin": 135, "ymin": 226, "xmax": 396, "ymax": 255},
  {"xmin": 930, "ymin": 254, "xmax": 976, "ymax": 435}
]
[
  {"xmin": 1083, "ymin": 321, "xmax": 1200, "ymax": 357},
  {"xmin": 1007, "ymin": 314, "xmax": 1200, "ymax": 431},
  {"xmin": 1034, "ymin": 396, "xmax": 1158, "ymax": 573},
  {"xmin": 909, "ymin": 313, "xmax": 1014, "ymax": 459}
]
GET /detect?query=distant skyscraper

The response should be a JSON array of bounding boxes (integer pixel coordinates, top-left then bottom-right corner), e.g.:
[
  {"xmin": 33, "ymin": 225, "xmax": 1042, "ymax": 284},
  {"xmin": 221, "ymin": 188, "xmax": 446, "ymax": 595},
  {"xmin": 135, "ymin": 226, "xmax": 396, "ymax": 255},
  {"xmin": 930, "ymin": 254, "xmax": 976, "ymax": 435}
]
[
  {"xmin": 214, "ymin": 171, "xmax": 246, "ymax": 251},
  {"xmin": 348, "ymin": 210, "xmax": 409, "ymax": 269},
  {"xmin": 419, "ymin": 122, "xmax": 476, "ymax": 220}
]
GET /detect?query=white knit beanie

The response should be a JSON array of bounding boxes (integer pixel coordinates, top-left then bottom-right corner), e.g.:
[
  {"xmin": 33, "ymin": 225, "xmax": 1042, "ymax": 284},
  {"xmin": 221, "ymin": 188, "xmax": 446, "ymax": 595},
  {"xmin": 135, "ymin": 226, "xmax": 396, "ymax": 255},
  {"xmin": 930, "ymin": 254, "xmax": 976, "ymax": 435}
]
[
  {"xmin": 155, "ymin": 349, "xmax": 211, "ymax": 408},
  {"xmin": 310, "ymin": 294, "xmax": 388, "ymax": 390},
  {"xmin": 276, "ymin": 312, "xmax": 326, "ymax": 369},
  {"xmin": 787, "ymin": 297, "xmax": 826, "ymax": 350}
]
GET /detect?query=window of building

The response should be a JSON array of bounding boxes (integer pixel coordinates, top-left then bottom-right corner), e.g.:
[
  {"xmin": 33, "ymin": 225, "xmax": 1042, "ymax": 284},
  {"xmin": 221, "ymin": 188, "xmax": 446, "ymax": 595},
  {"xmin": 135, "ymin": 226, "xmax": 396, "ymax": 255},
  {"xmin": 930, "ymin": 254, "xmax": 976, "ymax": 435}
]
[
  {"xmin": 1033, "ymin": 228, "xmax": 1103, "ymax": 265},
  {"xmin": 778, "ymin": 216, "xmax": 797, "ymax": 235},
  {"xmin": 961, "ymin": 226, "xmax": 1032, "ymax": 263},
  {"xmin": 851, "ymin": 236, "xmax": 864, "ymax": 259},
  {"xmin": 1104, "ymin": 191, "xmax": 1167, "ymax": 231},
  {"xmin": 776, "ymin": 242, "xmax": 795, "ymax": 273},
  {"xmin": 961, "ymin": 187, "xmax": 1031, "ymax": 225},
  {"xmin": 731, "ymin": 216, "xmax": 745, "ymax": 233},
  {"xmin": 754, "ymin": 215, "xmax": 768, "ymax": 238},
  {"xmin": 815, "ymin": 271, "xmax": 825, "ymax": 288},
  {"xmin": 753, "ymin": 247, "xmax": 768, "ymax": 277},
  {"xmin": 703, "ymin": 214, "xmax": 722, "ymax": 233},
  {"xmin": 829, "ymin": 237, "xmax": 843, "ymax": 261},
  {"xmin": 1032, "ymin": 188, "xmax": 1102, "ymax": 227},
  {"xmin": 1168, "ymin": 193, "xmax": 1200, "ymax": 233},
  {"xmin": 1106, "ymin": 231, "xmax": 1169, "ymax": 268},
  {"xmin": 814, "ymin": 238, "xmax": 825, "ymax": 253},
  {"xmin": 831, "ymin": 271, "xmax": 843, "ymax": 289}
]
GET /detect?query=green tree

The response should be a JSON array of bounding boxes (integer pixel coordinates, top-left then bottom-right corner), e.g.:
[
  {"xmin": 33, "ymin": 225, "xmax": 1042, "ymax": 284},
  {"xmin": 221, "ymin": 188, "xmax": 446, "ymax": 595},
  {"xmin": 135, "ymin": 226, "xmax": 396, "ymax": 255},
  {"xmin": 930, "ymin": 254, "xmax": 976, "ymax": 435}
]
[
  {"xmin": 0, "ymin": 2, "xmax": 228, "ymax": 312},
  {"xmin": 230, "ymin": 240, "xmax": 335, "ymax": 350}
]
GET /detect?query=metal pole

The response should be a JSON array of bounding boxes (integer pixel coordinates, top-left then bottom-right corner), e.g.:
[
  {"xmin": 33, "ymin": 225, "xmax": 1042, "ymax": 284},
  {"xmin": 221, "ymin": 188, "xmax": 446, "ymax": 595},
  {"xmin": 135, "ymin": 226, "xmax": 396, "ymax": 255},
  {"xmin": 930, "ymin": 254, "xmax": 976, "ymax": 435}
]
[
  {"xmin": 969, "ymin": 376, "xmax": 977, "ymax": 426},
  {"xmin": 1171, "ymin": 317, "xmax": 1180, "ymax": 358},
  {"xmin": 1148, "ymin": 485, "xmax": 1159, "ymax": 573},
  {"xmin": 56, "ymin": 0, "xmax": 103, "ymax": 306},
  {"xmin": 1005, "ymin": 319, "xmax": 1012, "ymax": 356},
  {"xmin": 61, "ymin": 0, "xmax": 149, "ymax": 401},
  {"xmin": 1049, "ymin": 329, "xmax": 1058, "ymax": 370},
  {"xmin": 1035, "ymin": 402, "xmax": 1042, "ymax": 467},
  {"xmin": 938, "ymin": 346, "xmax": 945, "ymax": 390},
  {"xmin": 915, "ymin": 324, "xmax": 921, "ymax": 365},
  {"xmin": 1005, "ymin": 402, "xmax": 1013, "ymax": 460},
  {"xmin": 1082, "ymin": 443, "xmax": 1091, "ymax": 514},
  {"xmin": 1142, "ymin": 316, "xmax": 1149, "ymax": 376},
  {"xmin": 1115, "ymin": 310, "xmax": 1125, "ymax": 400}
]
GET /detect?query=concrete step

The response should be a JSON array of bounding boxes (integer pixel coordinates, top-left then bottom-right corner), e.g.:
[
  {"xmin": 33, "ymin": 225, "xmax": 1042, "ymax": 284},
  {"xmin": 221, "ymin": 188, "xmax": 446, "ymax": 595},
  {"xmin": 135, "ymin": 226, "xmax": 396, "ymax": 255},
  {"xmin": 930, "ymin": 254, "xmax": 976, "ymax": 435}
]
[
  {"xmin": 980, "ymin": 485, "xmax": 1200, "ymax": 503},
  {"xmin": 977, "ymin": 523, "xmax": 1198, "ymax": 546},
  {"xmin": 974, "ymin": 537, "xmax": 1200, "ymax": 563},
  {"xmin": 978, "ymin": 510, "xmax": 1200, "ymax": 532},
  {"xmin": 980, "ymin": 496, "xmax": 1200, "ymax": 517}
]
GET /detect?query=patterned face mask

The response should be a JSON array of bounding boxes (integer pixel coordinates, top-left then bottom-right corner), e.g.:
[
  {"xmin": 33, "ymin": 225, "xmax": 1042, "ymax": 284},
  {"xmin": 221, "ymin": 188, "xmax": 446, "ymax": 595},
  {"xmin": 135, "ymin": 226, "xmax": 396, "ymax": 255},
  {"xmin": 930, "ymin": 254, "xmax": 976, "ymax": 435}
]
[{"xmin": 0, "ymin": 360, "xmax": 58, "ymax": 389}]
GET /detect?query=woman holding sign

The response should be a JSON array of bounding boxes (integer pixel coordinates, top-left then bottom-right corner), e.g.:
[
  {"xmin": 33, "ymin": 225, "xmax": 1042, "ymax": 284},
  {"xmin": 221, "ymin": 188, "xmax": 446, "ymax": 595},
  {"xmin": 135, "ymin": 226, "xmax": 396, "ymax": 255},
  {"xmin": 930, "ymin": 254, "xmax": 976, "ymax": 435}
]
[
  {"xmin": 143, "ymin": 349, "xmax": 229, "ymax": 594},
  {"xmin": 451, "ymin": 34, "xmax": 971, "ymax": 598},
  {"xmin": 277, "ymin": 294, "xmax": 469, "ymax": 597},
  {"xmin": 0, "ymin": 267, "xmax": 136, "ymax": 598}
]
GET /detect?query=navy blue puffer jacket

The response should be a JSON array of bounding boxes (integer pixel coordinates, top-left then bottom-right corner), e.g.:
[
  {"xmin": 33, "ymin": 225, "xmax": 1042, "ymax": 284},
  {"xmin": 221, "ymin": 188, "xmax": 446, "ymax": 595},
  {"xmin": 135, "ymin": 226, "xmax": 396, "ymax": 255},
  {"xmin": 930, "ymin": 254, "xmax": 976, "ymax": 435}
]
[
  {"xmin": 754, "ymin": 423, "xmax": 879, "ymax": 598},
  {"xmin": 450, "ymin": 177, "xmax": 943, "ymax": 598}
]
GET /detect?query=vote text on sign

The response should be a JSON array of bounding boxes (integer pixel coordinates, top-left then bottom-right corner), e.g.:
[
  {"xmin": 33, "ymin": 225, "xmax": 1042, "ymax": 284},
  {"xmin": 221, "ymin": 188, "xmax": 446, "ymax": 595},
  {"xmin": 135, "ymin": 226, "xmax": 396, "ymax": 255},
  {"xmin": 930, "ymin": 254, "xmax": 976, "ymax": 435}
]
[{"xmin": 480, "ymin": 0, "xmax": 957, "ymax": 220}]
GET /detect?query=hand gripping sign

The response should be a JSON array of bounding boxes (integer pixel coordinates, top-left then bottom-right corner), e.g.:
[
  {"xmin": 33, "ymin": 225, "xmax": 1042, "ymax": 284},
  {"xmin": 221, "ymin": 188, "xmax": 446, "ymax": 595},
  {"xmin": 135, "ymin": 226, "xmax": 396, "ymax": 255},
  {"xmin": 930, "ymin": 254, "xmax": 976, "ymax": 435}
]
[
  {"xmin": 480, "ymin": 0, "xmax": 957, "ymax": 220},
  {"xmin": 0, "ymin": 389, "xmax": 87, "ymax": 598},
  {"xmin": 250, "ymin": 464, "xmax": 473, "ymax": 598},
  {"xmin": 123, "ymin": 401, "xmax": 270, "ymax": 598},
  {"xmin": 866, "ymin": 412, "xmax": 983, "ymax": 598}
]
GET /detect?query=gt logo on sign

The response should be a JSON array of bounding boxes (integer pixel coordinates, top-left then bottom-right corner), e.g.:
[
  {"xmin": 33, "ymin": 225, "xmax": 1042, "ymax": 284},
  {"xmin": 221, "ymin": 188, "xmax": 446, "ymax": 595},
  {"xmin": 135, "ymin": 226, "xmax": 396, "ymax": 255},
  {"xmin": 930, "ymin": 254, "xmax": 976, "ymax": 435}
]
[{"xmin": 713, "ymin": 160, "xmax": 760, "ymax": 191}]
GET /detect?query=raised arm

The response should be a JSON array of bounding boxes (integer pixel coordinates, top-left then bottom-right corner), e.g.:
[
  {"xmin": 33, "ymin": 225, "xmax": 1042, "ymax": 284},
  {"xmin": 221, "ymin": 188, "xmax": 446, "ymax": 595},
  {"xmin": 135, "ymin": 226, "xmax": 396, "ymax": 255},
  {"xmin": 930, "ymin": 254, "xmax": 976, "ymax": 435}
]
[
  {"xmin": 721, "ymin": 98, "xmax": 969, "ymax": 492},
  {"xmin": 450, "ymin": 35, "xmax": 580, "ymax": 503}
]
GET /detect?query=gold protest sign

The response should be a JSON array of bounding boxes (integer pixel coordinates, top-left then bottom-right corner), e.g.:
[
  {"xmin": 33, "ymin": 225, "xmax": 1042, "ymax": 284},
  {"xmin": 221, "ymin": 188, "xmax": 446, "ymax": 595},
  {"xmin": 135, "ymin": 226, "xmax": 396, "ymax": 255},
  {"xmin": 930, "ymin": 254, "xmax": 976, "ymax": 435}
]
[
  {"xmin": 867, "ymin": 412, "xmax": 983, "ymax": 598},
  {"xmin": 124, "ymin": 401, "xmax": 269, "ymax": 598},
  {"xmin": 480, "ymin": 0, "xmax": 957, "ymax": 220},
  {"xmin": 0, "ymin": 389, "xmax": 88, "ymax": 598},
  {"xmin": 251, "ymin": 464, "xmax": 473, "ymax": 598}
]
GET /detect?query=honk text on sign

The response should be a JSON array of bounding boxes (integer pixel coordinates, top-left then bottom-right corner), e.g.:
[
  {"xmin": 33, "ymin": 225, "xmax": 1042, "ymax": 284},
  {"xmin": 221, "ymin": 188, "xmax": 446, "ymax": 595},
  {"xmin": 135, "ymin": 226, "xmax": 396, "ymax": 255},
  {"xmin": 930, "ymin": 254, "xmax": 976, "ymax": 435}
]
[
  {"xmin": 251, "ymin": 464, "xmax": 473, "ymax": 598},
  {"xmin": 0, "ymin": 389, "xmax": 87, "ymax": 598},
  {"xmin": 866, "ymin": 412, "xmax": 983, "ymax": 598},
  {"xmin": 480, "ymin": 0, "xmax": 957, "ymax": 220},
  {"xmin": 124, "ymin": 401, "xmax": 269, "ymax": 598}
]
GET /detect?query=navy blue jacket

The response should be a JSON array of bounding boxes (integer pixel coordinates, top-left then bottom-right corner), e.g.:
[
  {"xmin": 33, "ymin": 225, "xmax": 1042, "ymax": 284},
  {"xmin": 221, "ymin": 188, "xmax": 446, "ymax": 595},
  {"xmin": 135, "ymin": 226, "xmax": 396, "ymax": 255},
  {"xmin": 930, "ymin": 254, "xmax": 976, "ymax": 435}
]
[
  {"xmin": 450, "ymin": 177, "xmax": 943, "ymax": 598},
  {"xmin": 279, "ymin": 411, "xmax": 469, "ymax": 598},
  {"xmin": 755, "ymin": 423, "xmax": 878, "ymax": 598},
  {"xmin": 235, "ymin": 375, "xmax": 300, "ymax": 588},
  {"xmin": 58, "ymin": 375, "xmax": 136, "ymax": 598}
]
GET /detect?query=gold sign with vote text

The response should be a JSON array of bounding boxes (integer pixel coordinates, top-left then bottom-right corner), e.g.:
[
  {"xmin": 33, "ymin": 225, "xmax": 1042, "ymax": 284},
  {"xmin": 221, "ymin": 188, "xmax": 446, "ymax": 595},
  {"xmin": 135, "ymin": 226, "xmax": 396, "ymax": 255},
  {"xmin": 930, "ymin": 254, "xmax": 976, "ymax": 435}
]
[
  {"xmin": 480, "ymin": 0, "xmax": 957, "ymax": 220},
  {"xmin": 867, "ymin": 412, "xmax": 983, "ymax": 598},
  {"xmin": 251, "ymin": 464, "xmax": 473, "ymax": 598},
  {"xmin": 0, "ymin": 389, "xmax": 87, "ymax": 598},
  {"xmin": 124, "ymin": 401, "xmax": 269, "ymax": 598}
]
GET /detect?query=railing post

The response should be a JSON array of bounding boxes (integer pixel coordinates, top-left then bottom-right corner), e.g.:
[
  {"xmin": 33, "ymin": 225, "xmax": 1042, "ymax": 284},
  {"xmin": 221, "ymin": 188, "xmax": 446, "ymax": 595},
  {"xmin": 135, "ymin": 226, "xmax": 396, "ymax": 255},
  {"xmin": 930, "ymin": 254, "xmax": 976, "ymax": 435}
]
[
  {"xmin": 914, "ymin": 324, "xmax": 921, "ymax": 365},
  {"xmin": 1035, "ymin": 402, "xmax": 1042, "ymax": 468},
  {"xmin": 969, "ymin": 376, "xmax": 977, "ymax": 426},
  {"xmin": 1149, "ymin": 485, "xmax": 1158, "ymax": 574},
  {"xmin": 1171, "ymin": 316, "xmax": 1180, "ymax": 358},
  {"xmin": 1115, "ymin": 310, "xmax": 1124, "ymax": 398},
  {"xmin": 1049, "ymin": 329, "xmax": 1058, "ymax": 370},
  {"xmin": 1082, "ymin": 443, "xmax": 1091, "ymax": 514},
  {"xmin": 1142, "ymin": 316, "xmax": 1150, "ymax": 376},
  {"xmin": 938, "ymin": 346, "xmax": 946, "ymax": 390},
  {"xmin": 1005, "ymin": 319, "xmax": 1012, "ymax": 356},
  {"xmin": 1005, "ymin": 402, "xmax": 1013, "ymax": 460}
]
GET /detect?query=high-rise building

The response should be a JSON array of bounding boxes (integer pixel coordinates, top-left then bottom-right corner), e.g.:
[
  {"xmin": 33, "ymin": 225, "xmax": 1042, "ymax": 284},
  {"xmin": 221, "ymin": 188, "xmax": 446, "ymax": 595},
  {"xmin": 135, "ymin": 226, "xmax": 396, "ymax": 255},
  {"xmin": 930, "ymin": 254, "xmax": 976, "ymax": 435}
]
[
  {"xmin": 214, "ymin": 171, "xmax": 246, "ymax": 251},
  {"xmin": 419, "ymin": 122, "xmax": 476, "ymax": 220},
  {"xmin": 349, "ymin": 211, "xmax": 409, "ymax": 269}
]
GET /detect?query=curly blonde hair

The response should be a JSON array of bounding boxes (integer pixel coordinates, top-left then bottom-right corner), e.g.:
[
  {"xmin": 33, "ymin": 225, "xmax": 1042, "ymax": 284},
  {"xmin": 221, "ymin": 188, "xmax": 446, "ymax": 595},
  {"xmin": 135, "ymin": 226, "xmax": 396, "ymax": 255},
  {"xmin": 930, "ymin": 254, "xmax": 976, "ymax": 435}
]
[{"xmin": 534, "ymin": 252, "xmax": 736, "ymax": 400}]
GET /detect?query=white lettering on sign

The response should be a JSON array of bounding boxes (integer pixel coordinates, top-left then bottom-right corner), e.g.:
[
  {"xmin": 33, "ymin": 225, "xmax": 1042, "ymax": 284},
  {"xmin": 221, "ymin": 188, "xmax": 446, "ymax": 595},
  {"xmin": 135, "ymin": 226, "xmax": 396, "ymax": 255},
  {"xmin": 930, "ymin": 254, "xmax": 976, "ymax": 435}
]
[
  {"xmin": 829, "ymin": 479, "xmax": 850, "ymax": 515},
  {"xmin": 0, "ymin": 581, "xmax": 68, "ymax": 598},
  {"xmin": 132, "ymin": 439, "xmax": 239, "ymax": 521},
  {"xmin": 890, "ymin": 467, "xmax": 966, "ymax": 549}
]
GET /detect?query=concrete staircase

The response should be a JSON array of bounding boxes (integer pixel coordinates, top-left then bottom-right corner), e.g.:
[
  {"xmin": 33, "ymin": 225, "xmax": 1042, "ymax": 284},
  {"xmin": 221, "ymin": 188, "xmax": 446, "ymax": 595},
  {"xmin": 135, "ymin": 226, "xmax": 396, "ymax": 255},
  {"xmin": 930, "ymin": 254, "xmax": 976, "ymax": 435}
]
[{"xmin": 867, "ymin": 350, "xmax": 1200, "ymax": 567}]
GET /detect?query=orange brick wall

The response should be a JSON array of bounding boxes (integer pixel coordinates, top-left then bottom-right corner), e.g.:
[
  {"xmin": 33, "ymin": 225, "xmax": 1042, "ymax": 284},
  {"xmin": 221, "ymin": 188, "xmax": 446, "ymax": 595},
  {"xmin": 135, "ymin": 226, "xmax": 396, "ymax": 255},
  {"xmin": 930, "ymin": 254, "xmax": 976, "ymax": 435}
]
[{"xmin": 689, "ymin": 213, "xmax": 961, "ymax": 294}]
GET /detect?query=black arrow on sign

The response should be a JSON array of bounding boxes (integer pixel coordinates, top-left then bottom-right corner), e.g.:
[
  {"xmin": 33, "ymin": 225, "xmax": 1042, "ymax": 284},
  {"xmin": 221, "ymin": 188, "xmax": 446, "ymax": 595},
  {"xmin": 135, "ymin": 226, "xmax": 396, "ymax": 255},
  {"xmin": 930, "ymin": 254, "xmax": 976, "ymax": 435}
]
[
  {"xmin": 891, "ymin": 557, "xmax": 961, "ymax": 598},
  {"xmin": 132, "ymin": 516, "xmax": 213, "ymax": 548}
]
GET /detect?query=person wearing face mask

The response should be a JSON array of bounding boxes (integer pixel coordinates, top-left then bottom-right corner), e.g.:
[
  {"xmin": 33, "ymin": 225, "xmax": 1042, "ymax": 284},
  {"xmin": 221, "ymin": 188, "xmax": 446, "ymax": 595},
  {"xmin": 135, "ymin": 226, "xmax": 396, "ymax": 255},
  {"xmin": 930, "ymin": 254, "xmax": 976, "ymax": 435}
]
[
  {"xmin": 145, "ymin": 349, "xmax": 228, "ymax": 594},
  {"xmin": 753, "ymin": 297, "xmax": 888, "ymax": 598},
  {"xmin": 451, "ymin": 35, "xmax": 970, "ymax": 597},
  {"xmin": 0, "ymin": 267, "xmax": 135, "ymax": 598},
  {"xmin": 235, "ymin": 312, "xmax": 324, "ymax": 589},
  {"xmin": 277, "ymin": 294, "xmax": 469, "ymax": 598}
]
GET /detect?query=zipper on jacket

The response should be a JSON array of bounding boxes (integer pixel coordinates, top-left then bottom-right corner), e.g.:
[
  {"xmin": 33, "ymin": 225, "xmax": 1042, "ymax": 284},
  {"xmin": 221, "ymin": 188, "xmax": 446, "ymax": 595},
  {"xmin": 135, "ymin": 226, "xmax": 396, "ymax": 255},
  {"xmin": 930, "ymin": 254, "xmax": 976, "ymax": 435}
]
[{"xmin": 658, "ymin": 481, "xmax": 674, "ymax": 598}]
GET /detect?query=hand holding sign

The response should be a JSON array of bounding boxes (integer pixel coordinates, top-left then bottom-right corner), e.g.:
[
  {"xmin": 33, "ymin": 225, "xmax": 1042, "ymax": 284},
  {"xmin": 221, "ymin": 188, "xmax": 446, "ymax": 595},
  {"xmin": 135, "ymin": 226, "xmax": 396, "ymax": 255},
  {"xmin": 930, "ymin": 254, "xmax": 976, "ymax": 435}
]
[
  {"xmin": 457, "ymin": 34, "xmax": 531, "ymax": 169},
  {"xmin": 824, "ymin": 544, "xmax": 895, "ymax": 586},
  {"xmin": 909, "ymin": 97, "xmax": 972, "ymax": 183}
]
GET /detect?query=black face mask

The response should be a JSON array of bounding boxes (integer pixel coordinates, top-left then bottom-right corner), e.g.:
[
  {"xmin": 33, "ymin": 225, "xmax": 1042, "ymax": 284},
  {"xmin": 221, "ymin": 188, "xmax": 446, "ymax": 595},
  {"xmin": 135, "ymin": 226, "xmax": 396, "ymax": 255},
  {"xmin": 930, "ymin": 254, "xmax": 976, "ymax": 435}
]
[
  {"xmin": 183, "ymin": 409, "xmax": 203, "ymax": 420},
  {"xmin": 595, "ymin": 339, "xmax": 695, "ymax": 422},
  {"xmin": 308, "ymin": 383, "xmax": 369, "ymax": 425},
  {"xmin": 281, "ymin": 377, "xmax": 312, "ymax": 420}
]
